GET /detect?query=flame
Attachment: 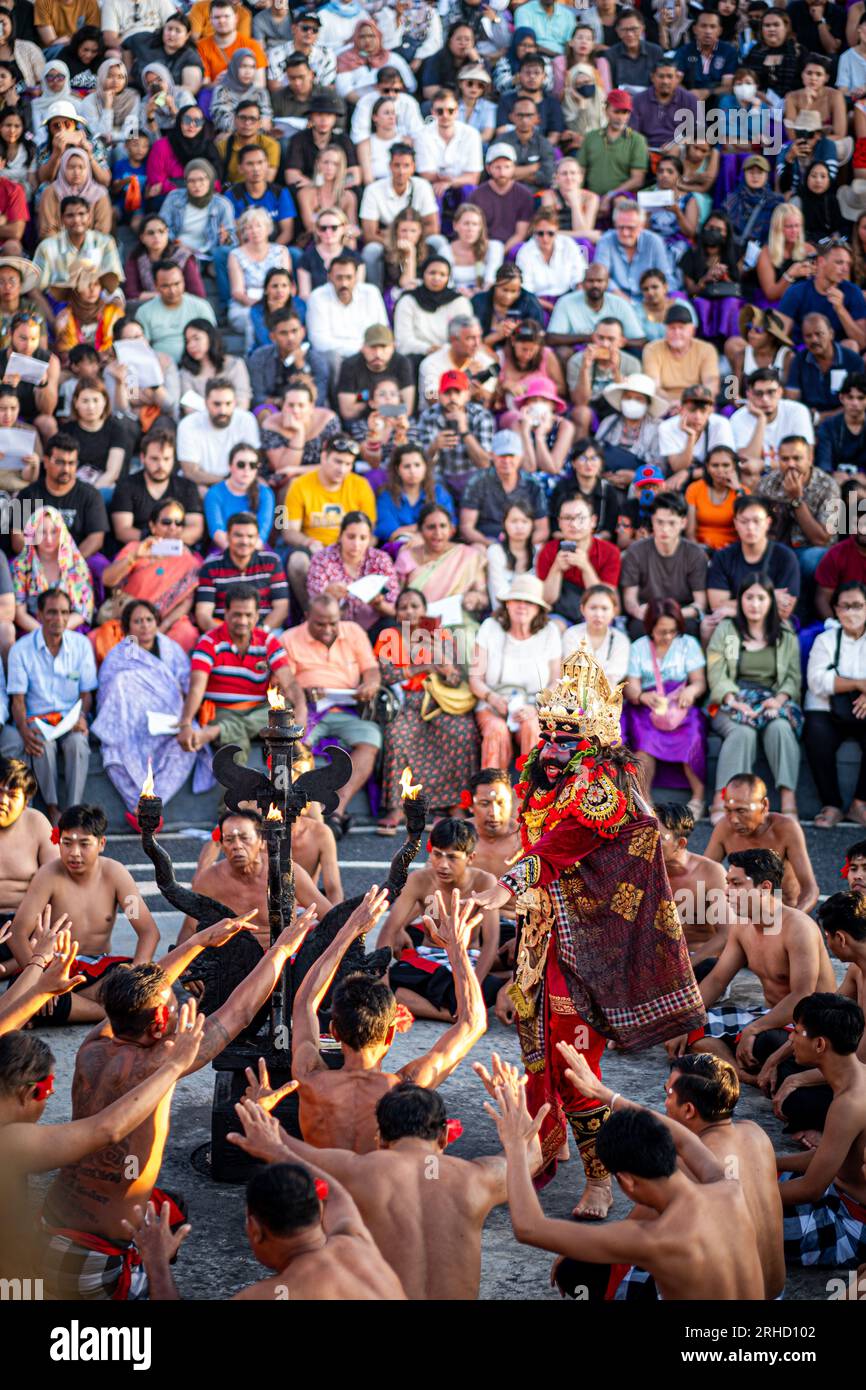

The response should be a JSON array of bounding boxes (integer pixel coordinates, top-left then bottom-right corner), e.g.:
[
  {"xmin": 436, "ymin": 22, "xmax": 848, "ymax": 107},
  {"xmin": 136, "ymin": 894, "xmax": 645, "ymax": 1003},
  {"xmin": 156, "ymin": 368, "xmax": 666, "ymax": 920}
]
[
  {"xmin": 268, "ymin": 687, "xmax": 286, "ymax": 711},
  {"xmin": 400, "ymin": 766, "xmax": 422, "ymax": 800},
  {"xmin": 266, "ymin": 803, "xmax": 283, "ymax": 821},
  {"xmin": 140, "ymin": 759, "xmax": 155, "ymax": 797}
]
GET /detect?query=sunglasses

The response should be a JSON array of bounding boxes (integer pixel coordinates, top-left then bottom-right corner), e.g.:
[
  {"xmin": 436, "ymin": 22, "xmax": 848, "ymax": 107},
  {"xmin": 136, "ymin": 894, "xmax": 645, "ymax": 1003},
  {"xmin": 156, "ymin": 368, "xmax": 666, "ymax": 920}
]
[
  {"xmin": 330, "ymin": 436, "xmax": 359, "ymax": 456},
  {"xmin": 32, "ymin": 1074, "xmax": 54, "ymax": 1102},
  {"xmin": 318, "ymin": 223, "xmax": 340, "ymax": 231},
  {"xmin": 535, "ymin": 230, "xmax": 556, "ymax": 238},
  {"xmin": 434, "ymin": 106, "xmax": 457, "ymax": 115},
  {"xmin": 160, "ymin": 515, "xmax": 184, "ymax": 526},
  {"xmin": 182, "ymin": 114, "xmax": 204, "ymax": 125},
  {"xmin": 233, "ymin": 458, "xmax": 259, "ymax": 470}
]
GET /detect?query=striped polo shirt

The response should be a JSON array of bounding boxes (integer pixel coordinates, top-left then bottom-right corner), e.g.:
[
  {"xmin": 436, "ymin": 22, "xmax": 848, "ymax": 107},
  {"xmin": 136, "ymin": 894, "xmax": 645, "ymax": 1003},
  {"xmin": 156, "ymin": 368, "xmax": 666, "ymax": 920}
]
[
  {"xmin": 196, "ymin": 550, "xmax": 289, "ymax": 620},
  {"xmin": 191, "ymin": 624, "xmax": 289, "ymax": 709}
]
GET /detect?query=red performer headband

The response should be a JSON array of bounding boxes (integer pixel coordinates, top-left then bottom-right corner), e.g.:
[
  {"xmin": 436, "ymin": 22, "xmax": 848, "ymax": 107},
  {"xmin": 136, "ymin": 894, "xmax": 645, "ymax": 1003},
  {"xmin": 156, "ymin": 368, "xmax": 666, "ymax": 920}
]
[
  {"xmin": 153, "ymin": 1004, "xmax": 169, "ymax": 1031},
  {"xmin": 50, "ymin": 827, "xmax": 61, "ymax": 844},
  {"xmin": 843, "ymin": 859, "xmax": 850, "ymax": 879},
  {"xmin": 211, "ymin": 827, "xmax": 221, "ymax": 842},
  {"xmin": 32, "ymin": 1074, "xmax": 54, "ymax": 1102},
  {"xmin": 314, "ymin": 1179, "xmax": 328, "ymax": 1201},
  {"xmin": 393, "ymin": 1003, "xmax": 413, "ymax": 1034},
  {"xmin": 459, "ymin": 789, "xmax": 472, "ymax": 810},
  {"xmin": 426, "ymin": 838, "xmax": 432, "ymax": 852},
  {"xmin": 444, "ymin": 1119, "xmax": 463, "ymax": 1146}
]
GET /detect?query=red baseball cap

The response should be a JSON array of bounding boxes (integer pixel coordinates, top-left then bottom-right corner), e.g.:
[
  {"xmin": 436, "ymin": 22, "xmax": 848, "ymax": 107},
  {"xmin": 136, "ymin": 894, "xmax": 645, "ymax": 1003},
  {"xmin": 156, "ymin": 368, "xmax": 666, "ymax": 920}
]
[
  {"xmin": 440, "ymin": 369, "xmax": 469, "ymax": 392},
  {"xmin": 607, "ymin": 89, "xmax": 633, "ymax": 111}
]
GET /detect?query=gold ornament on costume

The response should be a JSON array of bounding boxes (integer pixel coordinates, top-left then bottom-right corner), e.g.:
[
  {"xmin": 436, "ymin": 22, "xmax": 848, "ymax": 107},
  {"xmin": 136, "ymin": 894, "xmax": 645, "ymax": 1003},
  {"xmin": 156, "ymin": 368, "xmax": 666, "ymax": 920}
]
[{"xmin": 537, "ymin": 643, "xmax": 624, "ymax": 748}]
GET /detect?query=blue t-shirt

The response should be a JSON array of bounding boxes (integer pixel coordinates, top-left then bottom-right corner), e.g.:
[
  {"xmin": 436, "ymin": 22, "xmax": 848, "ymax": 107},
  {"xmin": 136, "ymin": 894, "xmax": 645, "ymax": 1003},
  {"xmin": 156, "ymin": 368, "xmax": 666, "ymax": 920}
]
[
  {"xmin": 778, "ymin": 279, "xmax": 866, "ymax": 342},
  {"xmin": 672, "ymin": 39, "xmax": 739, "ymax": 89},
  {"xmin": 226, "ymin": 184, "xmax": 297, "ymax": 224},
  {"xmin": 203, "ymin": 480, "xmax": 276, "ymax": 545},
  {"xmin": 375, "ymin": 484, "xmax": 455, "ymax": 544}
]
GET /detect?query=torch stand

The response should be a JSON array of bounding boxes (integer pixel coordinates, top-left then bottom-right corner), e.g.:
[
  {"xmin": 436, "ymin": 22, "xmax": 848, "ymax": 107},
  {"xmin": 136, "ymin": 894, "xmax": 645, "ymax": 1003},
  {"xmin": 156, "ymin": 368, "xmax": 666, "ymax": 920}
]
[{"xmin": 138, "ymin": 701, "xmax": 354, "ymax": 1183}]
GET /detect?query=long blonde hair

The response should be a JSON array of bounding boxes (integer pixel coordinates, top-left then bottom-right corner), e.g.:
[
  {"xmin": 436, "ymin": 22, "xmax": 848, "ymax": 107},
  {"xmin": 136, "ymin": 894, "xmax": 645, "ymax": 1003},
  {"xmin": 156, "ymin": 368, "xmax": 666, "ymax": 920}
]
[
  {"xmin": 767, "ymin": 202, "xmax": 807, "ymax": 269},
  {"xmin": 313, "ymin": 145, "xmax": 347, "ymax": 208}
]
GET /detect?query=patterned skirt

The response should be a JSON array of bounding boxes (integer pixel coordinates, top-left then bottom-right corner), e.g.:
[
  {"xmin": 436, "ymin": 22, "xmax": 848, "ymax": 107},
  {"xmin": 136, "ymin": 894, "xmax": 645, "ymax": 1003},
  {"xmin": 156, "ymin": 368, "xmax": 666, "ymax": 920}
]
[{"xmin": 380, "ymin": 686, "xmax": 480, "ymax": 812}]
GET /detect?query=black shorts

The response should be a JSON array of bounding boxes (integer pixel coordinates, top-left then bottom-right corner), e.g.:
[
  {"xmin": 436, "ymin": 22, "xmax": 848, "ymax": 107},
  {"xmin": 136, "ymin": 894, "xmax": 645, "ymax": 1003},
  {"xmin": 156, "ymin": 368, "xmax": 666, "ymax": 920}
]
[{"xmin": 390, "ymin": 926, "xmax": 501, "ymax": 1015}]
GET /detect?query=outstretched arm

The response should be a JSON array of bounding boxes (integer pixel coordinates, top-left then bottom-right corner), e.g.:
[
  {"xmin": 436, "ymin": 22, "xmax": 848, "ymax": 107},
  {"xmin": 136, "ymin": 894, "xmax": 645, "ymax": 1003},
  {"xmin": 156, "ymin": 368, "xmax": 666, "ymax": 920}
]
[
  {"xmin": 292, "ymin": 886, "xmax": 390, "ymax": 1081},
  {"xmin": 0, "ymin": 923, "xmax": 85, "ymax": 1036},
  {"xmin": 228, "ymin": 1095, "xmax": 360, "ymax": 1188},
  {"xmin": 0, "ymin": 1005, "xmax": 205, "ymax": 1174},
  {"xmin": 156, "ymin": 912, "xmax": 261, "ymax": 986},
  {"xmin": 189, "ymin": 908, "xmax": 319, "ymax": 1074},
  {"xmin": 399, "ymin": 890, "xmax": 487, "ymax": 1088}
]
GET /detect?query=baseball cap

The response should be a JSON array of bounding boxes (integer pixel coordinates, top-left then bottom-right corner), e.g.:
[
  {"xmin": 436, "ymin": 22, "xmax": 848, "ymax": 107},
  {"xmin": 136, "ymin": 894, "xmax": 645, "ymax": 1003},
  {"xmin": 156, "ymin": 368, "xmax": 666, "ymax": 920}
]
[
  {"xmin": 440, "ymin": 369, "xmax": 469, "ymax": 393},
  {"xmin": 492, "ymin": 429, "xmax": 523, "ymax": 457},
  {"xmin": 46, "ymin": 100, "xmax": 84, "ymax": 124},
  {"xmin": 364, "ymin": 324, "xmax": 394, "ymax": 346},
  {"xmin": 293, "ymin": 8, "xmax": 321, "ymax": 24},
  {"xmin": 664, "ymin": 303, "xmax": 694, "ymax": 325},
  {"xmin": 486, "ymin": 142, "xmax": 517, "ymax": 166},
  {"xmin": 682, "ymin": 384, "xmax": 714, "ymax": 405},
  {"xmin": 633, "ymin": 462, "xmax": 665, "ymax": 490},
  {"xmin": 606, "ymin": 89, "xmax": 633, "ymax": 111},
  {"xmin": 743, "ymin": 154, "xmax": 770, "ymax": 172}
]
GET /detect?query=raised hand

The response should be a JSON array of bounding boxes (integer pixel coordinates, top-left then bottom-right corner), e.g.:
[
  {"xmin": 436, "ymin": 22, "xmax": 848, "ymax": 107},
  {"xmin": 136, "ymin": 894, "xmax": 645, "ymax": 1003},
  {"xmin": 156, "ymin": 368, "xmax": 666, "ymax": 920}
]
[
  {"xmin": 121, "ymin": 1201, "xmax": 191, "ymax": 1267},
  {"xmin": 162, "ymin": 999, "xmax": 205, "ymax": 1070},
  {"xmin": 275, "ymin": 904, "xmax": 318, "ymax": 954},
  {"xmin": 243, "ymin": 1056, "xmax": 299, "ymax": 1113},
  {"xmin": 27, "ymin": 905, "xmax": 72, "ymax": 963},
  {"xmin": 473, "ymin": 1050, "xmax": 522, "ymax": 1100},
  {"xmin": 199, "ymin": 911, "xmax": 260, "ymax": 949},
  {"xmin": 228, "ymin": 1095, "xmax": 291, "ymax": 1164},
  {"xmin": 557, "ymin": 1039, "xmax": 607, "ymax": 1103},
  {"xmin": 422, "ymin": 888, "xmax": 483, "ymax": 953},
  {"xmin": 342, "ymin": 884, "xmax": 390, "ymax": 940},
  {"xmin": 39, "ymin": 928, "xmax": 86, "ymax": 997},
  {"xmin": 483, "ymin": 1061, "xmax": 549, "ymax": 1150}
]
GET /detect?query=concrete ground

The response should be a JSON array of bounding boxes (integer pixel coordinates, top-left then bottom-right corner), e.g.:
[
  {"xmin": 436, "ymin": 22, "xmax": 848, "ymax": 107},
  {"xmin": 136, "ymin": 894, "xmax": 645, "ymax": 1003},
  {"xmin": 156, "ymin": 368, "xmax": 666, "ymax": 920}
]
[{"xmin": 26, "ymin": 818, "xmax": 859, "ymax": 1302}]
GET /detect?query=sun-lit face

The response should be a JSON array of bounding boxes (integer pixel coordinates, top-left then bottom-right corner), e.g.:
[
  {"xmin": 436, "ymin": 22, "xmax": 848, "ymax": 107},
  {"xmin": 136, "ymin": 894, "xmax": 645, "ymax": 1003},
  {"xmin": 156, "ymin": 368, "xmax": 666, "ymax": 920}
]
[
  {"xmin": 319, "ymin": 150, "xmax": 341, "ymax": 182},
  {"xmin": 0, "ymin": 782, "xmax": 26, "ymax": 828},
  {"xmin": 581, "ymin": 592, "xmax": 616, "ymax": 629},
  {"xmin": 11, "ymin": 320, "xmax": 40, "ymax": 355},
  {"xmin": 0, "ymin": 113, "xmax": 21, "ymax": 144},
  {"xmin": 455, "ymin": 209, "xmax": 483, "ymax": 245},
  {"xmin": 75, "ymin": 387, "xmax": 106, "ymax": 424}
]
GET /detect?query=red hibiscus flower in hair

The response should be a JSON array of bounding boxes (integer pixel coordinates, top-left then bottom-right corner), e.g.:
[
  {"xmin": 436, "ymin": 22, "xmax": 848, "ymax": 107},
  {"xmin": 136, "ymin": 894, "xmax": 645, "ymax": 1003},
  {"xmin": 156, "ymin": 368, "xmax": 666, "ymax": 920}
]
[
  {"xmin": 50, "ymin": 826, "xmax": 61, "ymax": 844},
  {"xmin": 393, "ymin": 1003, "xmax": 413, "ymax": 1033},
  {"xmin": 577, "ymin": 739, "xmax": 591, "ymax": 752},
  {"xmin": 211, "ymin": 827, "xmax": 221, "ymax": 842},
  {"xmin": 315, "ymin": 1179, "xmax": 328, "ymax": 1200},
  {"xmin": 842, "ymin": 859, "xmax": 850, "ymax": 879},
  {"xmin": 444, "ymin": 1119, "xmax": 463, "ymax": 1145},
  {"xmin": 459, "ymin": 789, "xmax": 472, "ymax": 810}
]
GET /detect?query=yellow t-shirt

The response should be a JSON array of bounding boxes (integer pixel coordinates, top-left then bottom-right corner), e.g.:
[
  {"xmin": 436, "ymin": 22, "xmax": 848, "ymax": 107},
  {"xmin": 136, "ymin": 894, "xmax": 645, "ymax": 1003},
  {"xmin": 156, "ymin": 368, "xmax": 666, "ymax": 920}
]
[{"xmin": 285, "ymin": 472, "xmax": 376, "ymax": 547}]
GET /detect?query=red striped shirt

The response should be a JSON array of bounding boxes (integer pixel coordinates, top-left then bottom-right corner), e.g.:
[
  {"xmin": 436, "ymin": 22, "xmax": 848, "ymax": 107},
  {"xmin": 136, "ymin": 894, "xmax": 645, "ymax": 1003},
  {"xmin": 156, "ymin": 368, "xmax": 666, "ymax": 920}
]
[{"xmin": 191, "ymin": 624, "xmax": 289, "ymax": 708}]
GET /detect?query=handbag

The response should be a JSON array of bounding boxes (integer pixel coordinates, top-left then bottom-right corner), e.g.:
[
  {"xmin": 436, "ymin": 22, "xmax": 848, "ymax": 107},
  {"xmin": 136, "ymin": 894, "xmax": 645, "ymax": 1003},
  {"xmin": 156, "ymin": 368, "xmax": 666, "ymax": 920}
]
[
  {"xmin": 828, "ymin": 626, "xmax": 861, "ymax": 728},
  {"xmin": 358, "ymin": 686, "xmax": 401, "ymax": 728},
  {"xmin": 420, "ymin": 672, "xmax": 477, "ymax": 721},
  {"xmin": 648, "ymin": 642, "xmax": 689, "ymax": 731}
]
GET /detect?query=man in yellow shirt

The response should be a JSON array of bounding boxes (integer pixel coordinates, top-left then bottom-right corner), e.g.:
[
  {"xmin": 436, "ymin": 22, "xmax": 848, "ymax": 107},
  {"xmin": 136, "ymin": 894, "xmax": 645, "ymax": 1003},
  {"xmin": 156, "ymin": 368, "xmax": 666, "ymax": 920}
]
[{"xmin": 283, "ymin": 436, "xmax": 376, "ymax": 610}]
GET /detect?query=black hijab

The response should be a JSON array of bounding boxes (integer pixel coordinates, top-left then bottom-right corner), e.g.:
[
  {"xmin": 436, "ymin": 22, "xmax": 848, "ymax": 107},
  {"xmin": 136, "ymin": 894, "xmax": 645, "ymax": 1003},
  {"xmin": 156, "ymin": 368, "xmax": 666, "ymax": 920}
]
[
  {"xmin": 166, "ymin": 107, "xmax": 220, "ymax": 169},
  {"xmin": 405, "ymin": 256, "xmax": 462, "ymax": 314},
  {"xmin": 798, "ymin": 161, "xmax": 844, "ymax": 243}
]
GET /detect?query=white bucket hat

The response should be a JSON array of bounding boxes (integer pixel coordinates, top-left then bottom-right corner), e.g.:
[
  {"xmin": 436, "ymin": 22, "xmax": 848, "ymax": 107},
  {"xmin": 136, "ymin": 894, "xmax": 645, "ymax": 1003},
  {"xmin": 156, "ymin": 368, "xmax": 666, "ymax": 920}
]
[{"xmin": 602, "ymin": 372, "xmax": 669, "ymax": 420}]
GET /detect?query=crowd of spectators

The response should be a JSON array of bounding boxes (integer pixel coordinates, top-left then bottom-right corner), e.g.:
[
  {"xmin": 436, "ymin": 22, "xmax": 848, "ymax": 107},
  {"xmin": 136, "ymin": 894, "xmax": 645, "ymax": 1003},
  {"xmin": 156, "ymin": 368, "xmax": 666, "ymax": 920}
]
[{"xmin": 2, "ymin": 0, "xmax": 866, "ymax": 833}]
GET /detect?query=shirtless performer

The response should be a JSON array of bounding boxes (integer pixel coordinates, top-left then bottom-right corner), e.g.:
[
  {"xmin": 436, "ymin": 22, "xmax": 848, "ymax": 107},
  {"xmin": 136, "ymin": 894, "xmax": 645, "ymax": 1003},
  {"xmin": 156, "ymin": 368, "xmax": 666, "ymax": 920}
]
[
  {"xmin": 0, "ymin": 758, "xmax": 56, "ymax": 979},
  {"xmin": 656, "ymin": 803, "xmax": 729, "ymax": 978},
  {"xmin": 777, "ymin": 993, "xmax": 866, "ymax": 1270},
  {"xmin": 229, "ymin": 1054, "xmax": 546, "ymax": 1301},
  {"xmin": 177, "ymin": 810, "xmax": 331, "ymax": 949},
  {"xmin": 666, "ymin": 849, "xmax": 836, "ymax": 1085},
  {"xmin": 0, "ymin": 998, "xmax": 204, "ymax": 1288},
  {"xmin": 704, "ymin": 774, "xmax": 819, "ymax": 913},
  {"xmin": 467, "ymin": 769, "xmax": 521, "ymax": 879},
  {"xmin": 39, "ymin": 906, "xmax": 318, "ymax": 1300},
  {"xmin": 284, "ymin": 887, "xmax": 487, "ymax": 1153},
  {"xmin": 123, "ymin": 1163, "xmax": 407, "ymax": 1301},
  {"xmin": 493, "ymin": 1058, "xmax": 765, "ymax": 1302},
  {"xmin": 771, "ymin": 891, "xmax": 866, "ymax": 1147},
  {"xmin": 9, "ymin": 805, "xmax": 160, "ymax": 1023},
  {"xmin": 843, "ymin": 839, "xmax": 866, "ymax": 894},
  {"xmin": 549, "ymin": 1046, "xmax": 785, "ymax": 1301},
  {"xmin": 379, "ymin": 818, "xmax": 503, "ymax": 1021}
]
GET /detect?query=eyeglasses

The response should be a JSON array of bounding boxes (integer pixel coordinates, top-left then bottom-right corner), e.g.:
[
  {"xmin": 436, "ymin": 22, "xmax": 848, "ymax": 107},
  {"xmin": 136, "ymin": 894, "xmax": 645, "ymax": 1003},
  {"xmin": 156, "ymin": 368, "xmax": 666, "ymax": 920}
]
[
  {"xmin": 535, "ymin": 230, "xmax": 556, "ymax": 238},
  {"xmin": 838, "ymin": 601, "xmax": 866, "ymax": 611}
]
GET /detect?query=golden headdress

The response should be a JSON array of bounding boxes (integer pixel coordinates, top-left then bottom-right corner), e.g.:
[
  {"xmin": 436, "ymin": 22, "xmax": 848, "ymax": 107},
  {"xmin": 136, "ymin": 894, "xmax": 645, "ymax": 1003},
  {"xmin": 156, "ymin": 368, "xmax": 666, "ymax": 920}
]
[{"xmin": 537, "ymin": 644, "xmax": 624, "ymax": 748}]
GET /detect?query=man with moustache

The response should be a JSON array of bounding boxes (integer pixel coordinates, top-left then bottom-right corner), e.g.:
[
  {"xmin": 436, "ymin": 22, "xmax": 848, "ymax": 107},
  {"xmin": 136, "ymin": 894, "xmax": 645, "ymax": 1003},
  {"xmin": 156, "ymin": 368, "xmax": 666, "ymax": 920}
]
[{"xmin": 475, "ymin": 646, "xmax": 705, "ymax": 1219}]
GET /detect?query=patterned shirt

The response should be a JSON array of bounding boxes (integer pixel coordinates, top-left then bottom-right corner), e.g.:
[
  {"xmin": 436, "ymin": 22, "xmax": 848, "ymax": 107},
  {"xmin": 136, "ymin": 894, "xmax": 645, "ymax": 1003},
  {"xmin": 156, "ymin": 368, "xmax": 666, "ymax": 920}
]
[
  {"xmin": 757, "ymin": 467, "xmax": 840, "ymax": 550},
  {"xmin": 190, "ymin": 624, "xmax": 288, "ymax": 709},
  {"xmin": 307, "ymin": 543, "xmax": 400, "ymax": 628},
  {"xmin": 195, "ymin": 549, "xmax": 288, "ymax": 621},
  {"xmin": 416, "ymin": 402, "xmax": 495, "ymax": 501}
]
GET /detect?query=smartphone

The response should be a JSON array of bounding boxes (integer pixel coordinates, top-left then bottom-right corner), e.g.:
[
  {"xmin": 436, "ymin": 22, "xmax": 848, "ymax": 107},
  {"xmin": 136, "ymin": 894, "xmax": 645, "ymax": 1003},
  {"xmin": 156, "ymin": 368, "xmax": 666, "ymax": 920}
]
[
  {"xmin": 379, "ymin": 403, "xmax": 408, "ymax": 417},
  {"xmin": 560, "ymin": 540, "xmax": 577, "ymax": 553},
  {"xmin": 151, "ymin": 538, "xmax": 183, "ymax": 556}
]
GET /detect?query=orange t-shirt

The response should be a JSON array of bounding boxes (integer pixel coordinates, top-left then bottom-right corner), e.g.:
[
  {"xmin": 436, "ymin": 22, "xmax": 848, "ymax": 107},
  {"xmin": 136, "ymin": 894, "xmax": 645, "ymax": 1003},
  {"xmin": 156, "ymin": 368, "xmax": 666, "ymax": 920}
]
[
  {"xmin": 198, "ymin": 34, "xmax": 267, "ymax": 83},
  {"xmin": 685, "ymin": 480, "xmax": 749, "ymax": 550}
]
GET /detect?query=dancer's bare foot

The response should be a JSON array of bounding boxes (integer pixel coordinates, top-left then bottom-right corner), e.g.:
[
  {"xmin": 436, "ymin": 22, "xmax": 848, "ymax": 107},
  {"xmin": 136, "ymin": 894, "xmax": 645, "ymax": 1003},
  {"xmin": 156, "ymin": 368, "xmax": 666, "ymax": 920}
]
[
  {"xmin": 792, "ymin": 1129, "xmax": 822, "ymax": 1151},
  {"xmin": 572, "ymin": 1176, "xmax": 613, "ymax": 1220}
]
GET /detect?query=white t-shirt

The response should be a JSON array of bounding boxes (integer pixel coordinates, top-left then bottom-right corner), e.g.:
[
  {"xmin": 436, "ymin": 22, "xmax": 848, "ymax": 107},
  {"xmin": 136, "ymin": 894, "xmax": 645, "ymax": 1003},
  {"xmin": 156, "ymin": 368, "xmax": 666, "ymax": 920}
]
[
  {"xmin": 515, "ymin": 235, "xmax": 588, "ymax": 298},
  {"xmin": 101, "ymin": 0, "xmax": 174, "ymax": 39},
  {"xmin": 350, "ymin": 90, "xmax": 425, "ymax": 143},
  {"xmin": 359, "ymin": 174, "xmax": 438, "ymax": 227},
  {"xmin": 442, "ymin": 240, "xmax": 504, "ymax": 291},
  {"xmin": 657, "ymin": 413, "xmax": 735, "ymax": 462},
  {"xmin": 414, "ymin": 121, "xmax": 483, "ymax": 178},
  {"xmin": 730, "ymin": 399, "xmax": 815, "ymax": 469},
  {"xmin": 475, "ymin": 616, "xmax": 562, "ymax": 697},
  {"xmin": 176, "ymin": 409, "xmax": 261, "ymax": 480}
]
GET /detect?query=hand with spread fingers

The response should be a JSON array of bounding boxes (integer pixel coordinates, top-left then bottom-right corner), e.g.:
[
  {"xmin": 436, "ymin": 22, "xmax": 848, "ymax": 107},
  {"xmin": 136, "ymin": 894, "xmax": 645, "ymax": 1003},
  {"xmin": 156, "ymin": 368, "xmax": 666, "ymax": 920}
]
[{"xmin": 243, "ymin": 1056, "xmax": 299, "ymax": 1113}]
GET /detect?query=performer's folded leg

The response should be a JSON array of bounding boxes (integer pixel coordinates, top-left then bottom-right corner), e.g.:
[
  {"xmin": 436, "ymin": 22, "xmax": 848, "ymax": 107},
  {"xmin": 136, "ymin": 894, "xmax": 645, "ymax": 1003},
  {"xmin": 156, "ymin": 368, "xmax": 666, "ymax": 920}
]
[{"xmin": 563, "ymin": 1100, "xmax": 611, "ymax": 1183}]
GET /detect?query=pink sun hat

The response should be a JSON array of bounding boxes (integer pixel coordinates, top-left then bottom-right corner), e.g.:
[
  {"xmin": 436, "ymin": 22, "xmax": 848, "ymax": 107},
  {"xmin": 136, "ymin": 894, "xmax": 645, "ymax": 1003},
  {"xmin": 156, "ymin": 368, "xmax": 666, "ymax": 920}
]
[{"xmin": 514, "ymin": 372, "xmax": 567, "ymax": 414}]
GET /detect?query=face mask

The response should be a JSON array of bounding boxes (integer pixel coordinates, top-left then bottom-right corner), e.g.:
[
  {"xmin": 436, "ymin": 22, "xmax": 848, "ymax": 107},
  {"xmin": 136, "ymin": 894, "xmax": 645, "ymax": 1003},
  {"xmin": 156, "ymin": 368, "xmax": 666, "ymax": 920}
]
[
  {"xmin": 702, "ymin": 229, "xmax": 724, "ymax": 247},
  {"xmin": 734, "ymin": 82, "xmax": 756, "ymax": 101},
  {"xmin": 621, "ymin": 398, "xmax": 648, "ymax": 420},
  {"xmin": 577, "ymin": 83, "xmax": 596, "ymax": 99}
]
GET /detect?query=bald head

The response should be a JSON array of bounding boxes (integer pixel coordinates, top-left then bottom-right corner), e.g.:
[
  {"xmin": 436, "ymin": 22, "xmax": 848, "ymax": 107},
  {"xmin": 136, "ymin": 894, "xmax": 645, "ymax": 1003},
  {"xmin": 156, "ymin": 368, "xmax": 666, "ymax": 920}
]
[{"xmin": 308, "ymin": 594, "xmax": 340, "ymax": 646}]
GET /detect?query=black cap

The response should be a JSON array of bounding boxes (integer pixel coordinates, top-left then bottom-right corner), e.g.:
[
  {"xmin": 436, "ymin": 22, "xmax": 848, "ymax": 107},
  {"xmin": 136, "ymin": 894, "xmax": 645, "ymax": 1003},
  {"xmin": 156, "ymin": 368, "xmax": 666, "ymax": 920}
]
[
  {"xmin": 293, "ymin": 8, "xmax": 321, "ymax": 25},
  {"xmin": 309, "ymin": 93, "xmax": 342, "ymax": 115},
  {"xmin": 664, "ymin": 304, "xmax": 693, "ymax": 325}
]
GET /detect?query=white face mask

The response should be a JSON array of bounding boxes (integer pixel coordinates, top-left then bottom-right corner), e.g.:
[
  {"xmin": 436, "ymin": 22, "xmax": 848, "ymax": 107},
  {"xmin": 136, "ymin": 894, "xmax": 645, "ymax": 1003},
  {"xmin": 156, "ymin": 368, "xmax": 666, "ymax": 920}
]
[
  {"xmin": 734, "ymin": 82, "xmax": 757, "ymax": 101},
  {"xmin": 621, "ymin": 398, "xmax": 648, "ymax": 420}
]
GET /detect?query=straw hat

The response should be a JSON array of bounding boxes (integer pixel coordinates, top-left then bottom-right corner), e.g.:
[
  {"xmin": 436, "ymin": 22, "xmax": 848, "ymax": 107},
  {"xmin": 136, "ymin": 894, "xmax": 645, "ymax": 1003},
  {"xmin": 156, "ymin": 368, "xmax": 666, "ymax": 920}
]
[
  {"xmin": 602, "ymin": 372, "xmax": 668, "ymax": 420},
  {"xmin": 498, "ymin": 574, "xmax": 550, "ymax": 609},
  {"xmin": 0, "ymin": 256, "xmax": 39, "ymax": 295},
  {"xmin": 47, "ymin": 258, "xmax": 110, "ymax": 300},
  {"xmin": 738, "ymin": 304, "xmax": 794, "ymax": 347}
]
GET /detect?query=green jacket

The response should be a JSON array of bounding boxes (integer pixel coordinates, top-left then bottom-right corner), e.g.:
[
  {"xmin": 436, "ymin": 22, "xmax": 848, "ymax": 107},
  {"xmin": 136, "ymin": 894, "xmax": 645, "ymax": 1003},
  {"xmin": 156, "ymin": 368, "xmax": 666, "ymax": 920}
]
[{"xmin": 706, "ymin": 619, "xmax": 802, "ymax": 709}]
